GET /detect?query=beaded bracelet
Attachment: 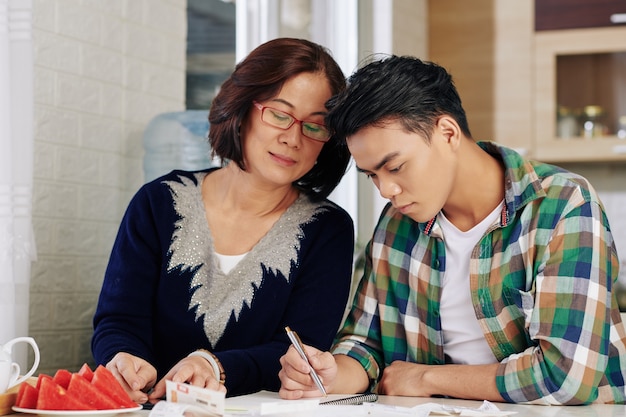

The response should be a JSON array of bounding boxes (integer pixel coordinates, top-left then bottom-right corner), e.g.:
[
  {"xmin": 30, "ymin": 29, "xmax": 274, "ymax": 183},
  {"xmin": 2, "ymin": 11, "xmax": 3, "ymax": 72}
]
[{"xmin": 188, "ymin": 349, "xmax": 226, "ymax": 384}]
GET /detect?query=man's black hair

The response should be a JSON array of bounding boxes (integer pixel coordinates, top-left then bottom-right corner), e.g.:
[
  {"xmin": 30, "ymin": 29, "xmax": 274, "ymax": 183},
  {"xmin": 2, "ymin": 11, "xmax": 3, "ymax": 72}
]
[{"xmin": 326, "ymin": 55, "xmax": 472, "ymax": 143}]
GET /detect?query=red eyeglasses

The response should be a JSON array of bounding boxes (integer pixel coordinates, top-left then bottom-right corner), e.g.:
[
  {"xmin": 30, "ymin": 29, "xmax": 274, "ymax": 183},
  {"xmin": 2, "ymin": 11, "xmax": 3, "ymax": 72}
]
[{"xmin": 253, "ymin": 101, "xmax": 331, "ymax": 142}]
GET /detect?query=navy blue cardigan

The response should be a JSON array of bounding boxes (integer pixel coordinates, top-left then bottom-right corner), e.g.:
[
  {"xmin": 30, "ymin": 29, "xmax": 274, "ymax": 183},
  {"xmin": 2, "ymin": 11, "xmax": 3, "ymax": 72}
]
[{"xmin": 92, "ymin": 170, "xmax": 354, "ymax": 396}]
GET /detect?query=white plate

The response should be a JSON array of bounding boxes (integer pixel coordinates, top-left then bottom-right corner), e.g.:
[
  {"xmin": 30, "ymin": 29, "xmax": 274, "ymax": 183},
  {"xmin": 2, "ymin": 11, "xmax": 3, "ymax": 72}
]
[{"xmin": 12, "ymin": 405, "xmax": 143, "ymax": 417}]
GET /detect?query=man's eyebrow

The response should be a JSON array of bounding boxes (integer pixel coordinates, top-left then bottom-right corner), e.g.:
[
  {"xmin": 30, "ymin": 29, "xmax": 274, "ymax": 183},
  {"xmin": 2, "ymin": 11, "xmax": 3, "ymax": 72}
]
[{"xmin": 356, "ymin": 152, "xmax": 400, "ymax": 173}]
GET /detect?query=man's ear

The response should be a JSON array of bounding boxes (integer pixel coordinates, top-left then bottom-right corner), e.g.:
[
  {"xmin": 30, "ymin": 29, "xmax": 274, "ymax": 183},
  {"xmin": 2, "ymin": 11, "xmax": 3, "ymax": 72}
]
[{"xmin": 436, "ymin": 116, "xmax": 461, "ymax": 149}]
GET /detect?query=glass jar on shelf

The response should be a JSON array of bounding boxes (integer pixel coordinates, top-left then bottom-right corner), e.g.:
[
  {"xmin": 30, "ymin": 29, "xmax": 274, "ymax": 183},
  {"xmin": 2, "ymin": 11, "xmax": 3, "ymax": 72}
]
[
  {"xmin": 617, "ymin": 115, "xmax": 626, "ymax": 140},
  {"xmin": 581, "ymin": 105, "xmax": 608, "ymax": 139},
  {"xmin": 556, "ymin": 106, "xmax": 580, "ymax": 138}
]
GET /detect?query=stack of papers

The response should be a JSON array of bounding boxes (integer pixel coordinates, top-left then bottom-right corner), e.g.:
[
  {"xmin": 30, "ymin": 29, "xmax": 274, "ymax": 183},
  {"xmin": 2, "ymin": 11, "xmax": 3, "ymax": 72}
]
[
  {"xmin": 224, "ymin": 391, "xmax": 517, "ymax": 417},
  {"xmin": 146, "ymin": 385, "xmax": 517, "ymax": 417}
]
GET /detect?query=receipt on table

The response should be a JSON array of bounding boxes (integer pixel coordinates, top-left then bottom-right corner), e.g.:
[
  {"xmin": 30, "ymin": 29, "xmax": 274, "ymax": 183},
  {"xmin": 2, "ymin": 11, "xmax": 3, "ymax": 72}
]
[
  {"xmin": 362, "ymin": 400, "xmax": 517, "ymax": 416},
  {"xmin": 439, "ymin": 400, "xmax": 517, "ymax": 416},
  {"xmin": 148, "ymin": 380, "xmax": 226, "ymax": 417}
]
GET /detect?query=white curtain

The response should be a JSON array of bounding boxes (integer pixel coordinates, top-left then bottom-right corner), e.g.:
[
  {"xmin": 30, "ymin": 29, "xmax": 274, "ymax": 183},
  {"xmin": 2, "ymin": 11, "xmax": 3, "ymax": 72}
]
[{"xmin": 0, "ymin": 0, "xmax": 36, "ymax": 367}]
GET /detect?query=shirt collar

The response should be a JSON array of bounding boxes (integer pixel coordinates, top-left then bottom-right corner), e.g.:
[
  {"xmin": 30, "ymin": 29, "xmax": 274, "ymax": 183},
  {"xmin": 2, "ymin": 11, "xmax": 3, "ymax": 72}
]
[{"xmin": 419, "ymin": 141, "xmax": 547, "ymax": 235}]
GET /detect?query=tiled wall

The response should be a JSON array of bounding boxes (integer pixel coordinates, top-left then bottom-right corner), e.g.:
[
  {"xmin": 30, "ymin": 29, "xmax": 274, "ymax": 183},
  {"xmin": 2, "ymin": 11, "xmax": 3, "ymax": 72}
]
[{"xmin": 29, "ymin": 0, "xmax": 187, "ymax": 375}]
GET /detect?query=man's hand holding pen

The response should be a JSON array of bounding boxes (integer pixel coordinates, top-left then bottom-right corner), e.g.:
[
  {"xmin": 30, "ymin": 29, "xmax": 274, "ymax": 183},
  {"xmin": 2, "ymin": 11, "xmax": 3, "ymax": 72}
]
[{"xmin": 278, "ymin": 336, "xmax": 338, "ymax": 399}]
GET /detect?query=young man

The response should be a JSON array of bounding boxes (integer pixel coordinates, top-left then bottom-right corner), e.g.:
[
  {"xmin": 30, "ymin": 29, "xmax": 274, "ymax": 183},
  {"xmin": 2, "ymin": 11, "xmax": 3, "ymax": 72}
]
[{"xmin": 278, "ymin": 56, "xmax": 626, "ymax": 405}]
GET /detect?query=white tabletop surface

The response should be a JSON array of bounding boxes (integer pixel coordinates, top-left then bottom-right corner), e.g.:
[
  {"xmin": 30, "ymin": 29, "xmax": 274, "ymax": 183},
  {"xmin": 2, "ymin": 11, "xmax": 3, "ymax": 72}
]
[
  {"xmin": 375, "ymin": 395, "xmax": 625, "ymax": 417},
  {"xmin": 5, "ymin": 393, "xmax": 626, "ymax": 417}
]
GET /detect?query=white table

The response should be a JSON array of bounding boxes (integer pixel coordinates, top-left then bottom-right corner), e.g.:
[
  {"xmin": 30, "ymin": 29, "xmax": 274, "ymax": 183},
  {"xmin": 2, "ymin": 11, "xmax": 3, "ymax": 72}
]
[
  {"xmin": 5, "ymin": 393, "xmax": 625, "ymax": 417},
  {"xmin": 374, "ymin": 395, "xmax": 625, "ymax": 417},
  {"xmin": 222, "ymin": 391, "xmax": 626, "ymax": 417}
]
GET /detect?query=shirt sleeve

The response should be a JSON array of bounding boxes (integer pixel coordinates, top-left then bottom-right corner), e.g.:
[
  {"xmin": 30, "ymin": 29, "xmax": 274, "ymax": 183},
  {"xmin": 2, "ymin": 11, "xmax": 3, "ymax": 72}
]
[
  {"xmin": 331, "ymin": 238, "xmax": 385, "ymax": 386},
  {"xmin": 496, "ymin": 198, "xmax": 620, "ymax": 405}
]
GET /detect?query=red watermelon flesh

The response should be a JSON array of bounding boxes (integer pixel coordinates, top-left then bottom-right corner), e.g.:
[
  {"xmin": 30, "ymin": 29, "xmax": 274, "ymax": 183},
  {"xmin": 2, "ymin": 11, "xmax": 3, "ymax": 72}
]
[
  {"xmin": 67, "ymin": 373, "xmax": 120, "ymax": 410},
  {"xmin": 14, "ymin": 382, "xmax": 26, "ymax": 407},
  {"xmin": 35, "ymin": 373, "xmax": 52, "ymax": 390},
  {"xmin": 36, "ymin": 377, "xmax": 91, "ymax": 410},
  {"xmin": 78, "ymin": 363, "xmax": 94, "ymax": 382},
  {"xmin": 15, "ymin": 382, "xmax": 38, "ymax": 409},
  {"xmin": 91, "ymin": 365, "xmax": 136, "ymax": 408},
  {"xmin": 52, "ymin": 369, "xmax": 72, "ymax": 389}
]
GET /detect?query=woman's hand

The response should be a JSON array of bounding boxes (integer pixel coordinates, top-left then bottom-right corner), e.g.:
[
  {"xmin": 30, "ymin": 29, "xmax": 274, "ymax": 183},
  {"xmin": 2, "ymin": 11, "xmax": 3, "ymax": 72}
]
[
  {"xmin": 106, "ymin": 352, "xmax": 157, "ymax": 404},
  {"xmin": 148, "ymin": 354, "xmax": 227, "ymax": 402},
  {"xmin": 278, "ymin": 344, "xmax": 337, "ymax": 399}
]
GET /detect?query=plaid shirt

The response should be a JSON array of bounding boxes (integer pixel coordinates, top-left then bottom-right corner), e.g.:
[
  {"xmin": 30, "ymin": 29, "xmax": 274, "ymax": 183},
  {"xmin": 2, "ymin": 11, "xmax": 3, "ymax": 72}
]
[{"xmin": 333, "ymin": 142, "xmax": 626, "ymax": 405}]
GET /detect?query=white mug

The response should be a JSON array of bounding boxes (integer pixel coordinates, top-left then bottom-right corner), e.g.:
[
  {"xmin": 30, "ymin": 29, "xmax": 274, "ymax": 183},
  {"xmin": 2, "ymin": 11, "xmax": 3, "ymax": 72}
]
[{"xmin": 0, "ymin": 337, "xmax": 40, "ymax": 393}]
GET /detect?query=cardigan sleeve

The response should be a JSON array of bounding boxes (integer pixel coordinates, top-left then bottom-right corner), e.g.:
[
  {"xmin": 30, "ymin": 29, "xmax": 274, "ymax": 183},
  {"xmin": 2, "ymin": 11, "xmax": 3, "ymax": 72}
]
[
  {"xmin": 93, "ymin": 176, "xmax": 355, "ymax": 397},
  {"xmin": 91, "ymin": 179, "xmax": 173, "ymax": 367}
]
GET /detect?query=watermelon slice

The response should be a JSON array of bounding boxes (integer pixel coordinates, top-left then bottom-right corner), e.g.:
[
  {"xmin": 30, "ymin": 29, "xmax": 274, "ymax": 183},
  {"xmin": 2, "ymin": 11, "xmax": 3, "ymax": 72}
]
[
  {"xmin": 52, "ymin": 369, "xmax": 72, "ymax": 389},
  {"xmin": 67, "ymin": 373, "xmax": 119, "ymax": 410},
  {"xmin": 35, "ymin": 373, "xmax": 52, "ymax": 390},
  {"xmin": 36, "ymin": 377, "xmax": 91, "ymax": 410},
  {"xmin": 91, "ymin": 365, "xmax": 136, "ymax": 408},
  {"xmin": 78, "ymin": 363, "xmax": 94, "ymax": 382},
  {"xmin": 15, "ymin": 382, "xmax": 38, "ymax": 409},
  {"xmin": 15, "ymin": 382, "xmax": 26, "ymax": 407}
]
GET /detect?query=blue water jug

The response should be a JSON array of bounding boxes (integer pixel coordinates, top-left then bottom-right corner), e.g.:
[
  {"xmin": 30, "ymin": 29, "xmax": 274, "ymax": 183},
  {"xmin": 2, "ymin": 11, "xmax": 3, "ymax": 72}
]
[{"xmin": 143, "ymin": 110, "xmax": 220, "ymax": 182}]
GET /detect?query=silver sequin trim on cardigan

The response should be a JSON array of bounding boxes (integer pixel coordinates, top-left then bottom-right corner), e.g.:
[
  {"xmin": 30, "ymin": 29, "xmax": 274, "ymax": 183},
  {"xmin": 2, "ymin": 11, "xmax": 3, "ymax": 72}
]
[{"xmin": 165, "ymin": 172, "xmax": 330, "ymax": 346}]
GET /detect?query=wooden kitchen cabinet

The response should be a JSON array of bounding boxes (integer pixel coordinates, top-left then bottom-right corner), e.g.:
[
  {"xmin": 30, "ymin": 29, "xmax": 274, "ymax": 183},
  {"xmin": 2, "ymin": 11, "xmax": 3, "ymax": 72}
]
[
  {"xmin": 533, "ymin": 0, "xmax": 626, "ymax": 162},
  {"xmin": 535, "ymin": 0, "xmax": 626, "ymax": 31},
  {"xmin": 534, "ymin": 26, "xmax": 626, "ymax": 162},
  {"xmin": 428, "ymin": 1, "xmax": 626, "ymax": 163}
]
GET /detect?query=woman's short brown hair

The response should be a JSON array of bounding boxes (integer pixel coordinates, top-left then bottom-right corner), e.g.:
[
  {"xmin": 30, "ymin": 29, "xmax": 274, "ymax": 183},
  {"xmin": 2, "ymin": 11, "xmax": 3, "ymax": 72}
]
[{"xmin": 208, "ymin": 38, "xmax": 349, "ymax": 201}]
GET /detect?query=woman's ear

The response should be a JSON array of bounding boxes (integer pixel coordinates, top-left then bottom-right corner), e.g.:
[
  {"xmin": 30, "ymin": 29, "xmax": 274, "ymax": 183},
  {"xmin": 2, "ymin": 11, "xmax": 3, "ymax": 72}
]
[{"xmin": 435, "ymin": 116, "xmax": 461, "ymax": 149}]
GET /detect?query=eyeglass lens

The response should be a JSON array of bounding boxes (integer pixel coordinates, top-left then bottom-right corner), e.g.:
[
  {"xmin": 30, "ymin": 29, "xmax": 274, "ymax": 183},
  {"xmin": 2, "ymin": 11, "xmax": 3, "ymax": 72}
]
[{"xmin": 261, "ymin": 107, "xmax": 330, "ymax": 142}]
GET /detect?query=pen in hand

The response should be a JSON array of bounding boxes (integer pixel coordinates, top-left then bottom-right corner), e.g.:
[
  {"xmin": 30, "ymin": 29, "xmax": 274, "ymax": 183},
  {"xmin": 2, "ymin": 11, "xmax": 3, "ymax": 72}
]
[{"xmin": 285, "ymin": 326, "xmax": 327, "ymax": 397}]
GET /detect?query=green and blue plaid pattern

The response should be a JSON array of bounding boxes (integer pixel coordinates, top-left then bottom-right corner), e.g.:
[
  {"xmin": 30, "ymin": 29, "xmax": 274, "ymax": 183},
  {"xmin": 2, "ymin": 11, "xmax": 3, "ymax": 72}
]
[{"xmin": 332, "ymin": 142, "xmax": 626, "ymax": 405}]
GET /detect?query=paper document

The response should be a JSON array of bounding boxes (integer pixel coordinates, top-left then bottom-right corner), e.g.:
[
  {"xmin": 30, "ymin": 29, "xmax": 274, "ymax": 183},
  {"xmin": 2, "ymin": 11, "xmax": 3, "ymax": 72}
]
[
  {"xmin": 225, "ymin": 391, "xmax": 319, "ymax": 415},
  {"xmin": 147, "ymin": 380, "xmax": 225, "ymax": 417},
  {"xmin": 149, "ymin": 400, "xmax": 219, "ymax": 417},
  {"xmin": 224, "ymin": 391, "xmax": 517, "ymax": 417}
]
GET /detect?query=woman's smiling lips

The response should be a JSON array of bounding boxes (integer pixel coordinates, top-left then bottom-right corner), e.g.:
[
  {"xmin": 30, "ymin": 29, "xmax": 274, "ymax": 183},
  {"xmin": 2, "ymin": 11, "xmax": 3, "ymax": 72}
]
[{"xmin": 270, "ymin": 152, "xmax": 296, "ymax": 166}]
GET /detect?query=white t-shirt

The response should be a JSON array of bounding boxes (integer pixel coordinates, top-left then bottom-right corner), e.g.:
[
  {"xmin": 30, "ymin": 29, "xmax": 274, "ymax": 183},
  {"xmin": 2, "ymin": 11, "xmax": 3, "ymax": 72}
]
[
  {"xmin": 215, "ymin": 252, "xmax": 248, "ymax": 274},
  {"xmin": 438, "ymin": 201, "xmax": 504, "ymax": 365}
]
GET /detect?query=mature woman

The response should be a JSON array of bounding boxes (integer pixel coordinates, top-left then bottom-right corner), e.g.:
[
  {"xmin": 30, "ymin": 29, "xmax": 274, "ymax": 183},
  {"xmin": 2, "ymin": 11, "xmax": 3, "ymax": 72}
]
[{"xmin": 92, "ymin": 38, "xmax": 354, "ymax": 401}]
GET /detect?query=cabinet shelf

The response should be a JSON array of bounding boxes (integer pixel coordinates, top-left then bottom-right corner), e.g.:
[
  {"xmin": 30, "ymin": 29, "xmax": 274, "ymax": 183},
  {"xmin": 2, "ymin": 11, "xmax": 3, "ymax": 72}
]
[{"xmin": 534, "ymin": 137, "xmax": 626, "ymax": 163}]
